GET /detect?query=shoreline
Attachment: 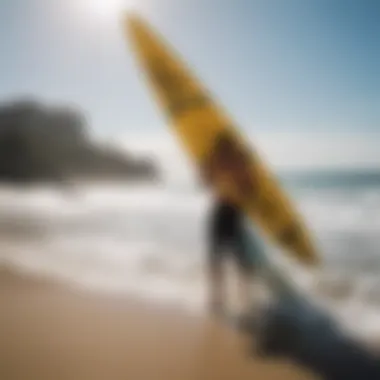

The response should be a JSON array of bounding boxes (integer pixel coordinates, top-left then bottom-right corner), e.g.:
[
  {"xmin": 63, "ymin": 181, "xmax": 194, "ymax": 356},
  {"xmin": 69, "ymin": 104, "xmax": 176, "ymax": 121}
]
[{"xmin": 0, "ymin": 268, "xmax": 316, "ymax": 380}]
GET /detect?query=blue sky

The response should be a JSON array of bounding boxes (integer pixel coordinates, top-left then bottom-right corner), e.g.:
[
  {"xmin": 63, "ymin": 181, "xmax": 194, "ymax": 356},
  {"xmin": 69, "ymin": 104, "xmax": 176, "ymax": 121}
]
[{"xmin": 0, "ymin": 0, "xmax": 379, "ymax": 167}]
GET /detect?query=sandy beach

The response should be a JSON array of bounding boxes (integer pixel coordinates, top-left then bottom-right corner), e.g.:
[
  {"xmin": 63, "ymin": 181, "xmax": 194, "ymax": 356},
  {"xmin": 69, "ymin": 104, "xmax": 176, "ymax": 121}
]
[{"xmin": 0, "ymin": 269, "xmax": 317, "ymax": 380}]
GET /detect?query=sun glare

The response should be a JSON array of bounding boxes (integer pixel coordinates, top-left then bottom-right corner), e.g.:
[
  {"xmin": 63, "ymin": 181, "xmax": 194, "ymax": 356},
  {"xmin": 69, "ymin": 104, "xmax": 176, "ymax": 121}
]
[{"xmin": 86, "ymin": 0, "xmax": 135, "ymax": 19}]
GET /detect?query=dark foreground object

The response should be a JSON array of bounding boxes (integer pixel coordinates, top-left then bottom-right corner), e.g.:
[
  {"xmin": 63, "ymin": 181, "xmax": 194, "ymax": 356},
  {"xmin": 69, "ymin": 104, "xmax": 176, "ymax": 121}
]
[{"xmin": 248, "ymin": 299, "xmax": 380, "ymax": 380}]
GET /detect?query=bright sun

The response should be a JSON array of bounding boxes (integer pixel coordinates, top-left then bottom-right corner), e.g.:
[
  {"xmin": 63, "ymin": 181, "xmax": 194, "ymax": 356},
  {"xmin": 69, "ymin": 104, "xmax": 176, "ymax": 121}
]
[{"xmin": 87, "ymin": 0, "xmax": 134, "ymax": 19}]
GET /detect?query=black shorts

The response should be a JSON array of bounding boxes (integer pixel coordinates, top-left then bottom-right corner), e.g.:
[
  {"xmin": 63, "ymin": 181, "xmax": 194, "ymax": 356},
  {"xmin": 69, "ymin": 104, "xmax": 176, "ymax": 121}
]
[{"xmin": 207, "ymin": 229, "xmax": 255, "ymax": 275}]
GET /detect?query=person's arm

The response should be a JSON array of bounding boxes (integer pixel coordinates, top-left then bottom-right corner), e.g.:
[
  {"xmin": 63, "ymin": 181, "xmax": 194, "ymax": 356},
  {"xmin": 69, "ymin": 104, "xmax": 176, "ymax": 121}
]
[{"xmin": 197, "ymin": 153, "xmax": 219, "ymax": 194}]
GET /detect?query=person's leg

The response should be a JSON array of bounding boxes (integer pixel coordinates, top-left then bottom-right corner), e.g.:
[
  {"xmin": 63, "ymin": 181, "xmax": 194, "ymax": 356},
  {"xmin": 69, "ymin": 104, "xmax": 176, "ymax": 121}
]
[
  {"xmin": 234, "ymin": 230, "xmax": 256, "ymax": 317},
  {"xmin": 206, "ymin": 237, "xmax": 227, "ymax": 317},
  {"xmin": 239, "ymin": 268, "xmax": 254, "ymax": 314},
  {"xmin": 236, "ymin": 267, "xmax": 254, "ymax": 317}
]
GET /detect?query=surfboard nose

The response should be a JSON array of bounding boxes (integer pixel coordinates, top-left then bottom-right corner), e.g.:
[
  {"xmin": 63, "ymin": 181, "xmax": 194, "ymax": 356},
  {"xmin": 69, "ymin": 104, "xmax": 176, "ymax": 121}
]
[
  {"xmin": 122, "ymin": 11, "xmax": 171, "ymax": 69},
  {"xmin": 123, "ymin": 12, "xmax": 141, "ymax": 32},
  {"xmin": 122, "ymin": 12, "xmax": 140, "ymax": 42},
  {"xmin": 122, "ymin": 12, "xmax": 157, "ymax": 47}
]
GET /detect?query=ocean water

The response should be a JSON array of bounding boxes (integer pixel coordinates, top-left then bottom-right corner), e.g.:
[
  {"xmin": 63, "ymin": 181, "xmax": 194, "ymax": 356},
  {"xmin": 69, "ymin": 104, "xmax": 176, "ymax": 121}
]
[{"xmin": 1, "ymin": 169, "xmax": 380, "ymax": 339}]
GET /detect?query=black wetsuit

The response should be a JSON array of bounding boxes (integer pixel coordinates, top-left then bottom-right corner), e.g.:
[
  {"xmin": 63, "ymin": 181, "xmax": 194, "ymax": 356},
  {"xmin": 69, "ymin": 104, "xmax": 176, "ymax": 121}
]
[{"xmin": 208, "ymin": 199, "xmax": 254, "ymax": 274}]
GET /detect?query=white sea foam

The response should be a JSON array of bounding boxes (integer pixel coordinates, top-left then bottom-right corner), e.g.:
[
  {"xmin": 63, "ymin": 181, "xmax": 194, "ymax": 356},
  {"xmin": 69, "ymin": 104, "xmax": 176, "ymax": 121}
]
[{"xmin": 1, "ymin": 180, "xmax": 380, "ymax": 338}]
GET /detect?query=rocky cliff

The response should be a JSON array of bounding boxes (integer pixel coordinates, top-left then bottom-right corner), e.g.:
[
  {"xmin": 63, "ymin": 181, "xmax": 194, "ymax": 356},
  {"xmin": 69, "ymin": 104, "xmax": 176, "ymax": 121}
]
[{"xmin": 0, "ymin": 99, "xmax": 159, "ymax": 184}]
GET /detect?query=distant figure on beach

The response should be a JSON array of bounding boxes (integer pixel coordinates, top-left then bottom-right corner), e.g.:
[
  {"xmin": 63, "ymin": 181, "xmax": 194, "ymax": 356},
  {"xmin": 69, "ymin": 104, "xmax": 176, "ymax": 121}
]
[{"xmin": 201, "ymin": 132, "xmax": 258, "ymax": 319}]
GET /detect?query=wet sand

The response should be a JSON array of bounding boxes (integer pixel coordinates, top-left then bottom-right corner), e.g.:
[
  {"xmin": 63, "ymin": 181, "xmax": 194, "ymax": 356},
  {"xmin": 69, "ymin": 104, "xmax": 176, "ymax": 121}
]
[{"xmin": 0, "ymin": 269, "xmax": 316, "ymax": 380}]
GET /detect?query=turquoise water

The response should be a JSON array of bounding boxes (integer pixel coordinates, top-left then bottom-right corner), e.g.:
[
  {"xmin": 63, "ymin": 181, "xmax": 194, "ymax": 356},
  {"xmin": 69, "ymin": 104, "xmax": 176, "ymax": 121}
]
[{"xmin": 280, "ymin": 169, "xmax": 380, "ymax": 191}]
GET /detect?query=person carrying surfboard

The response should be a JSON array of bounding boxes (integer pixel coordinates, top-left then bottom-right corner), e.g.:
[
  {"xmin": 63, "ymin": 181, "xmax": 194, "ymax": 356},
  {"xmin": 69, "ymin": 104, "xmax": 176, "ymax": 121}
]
[
  {"xmin": 207, "ymin": 197, "xmax": 254, "ymax": 319},
  {"xmin": 202, "ymin": 132, "xmax": 259, "ymax": 319}
]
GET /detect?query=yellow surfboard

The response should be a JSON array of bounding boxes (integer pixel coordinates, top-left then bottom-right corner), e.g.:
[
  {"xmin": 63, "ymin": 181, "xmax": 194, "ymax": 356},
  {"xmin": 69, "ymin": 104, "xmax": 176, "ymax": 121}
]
[{"xmin": 123, "ymin": 13, "xmax": 319, "ymax": 266}]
